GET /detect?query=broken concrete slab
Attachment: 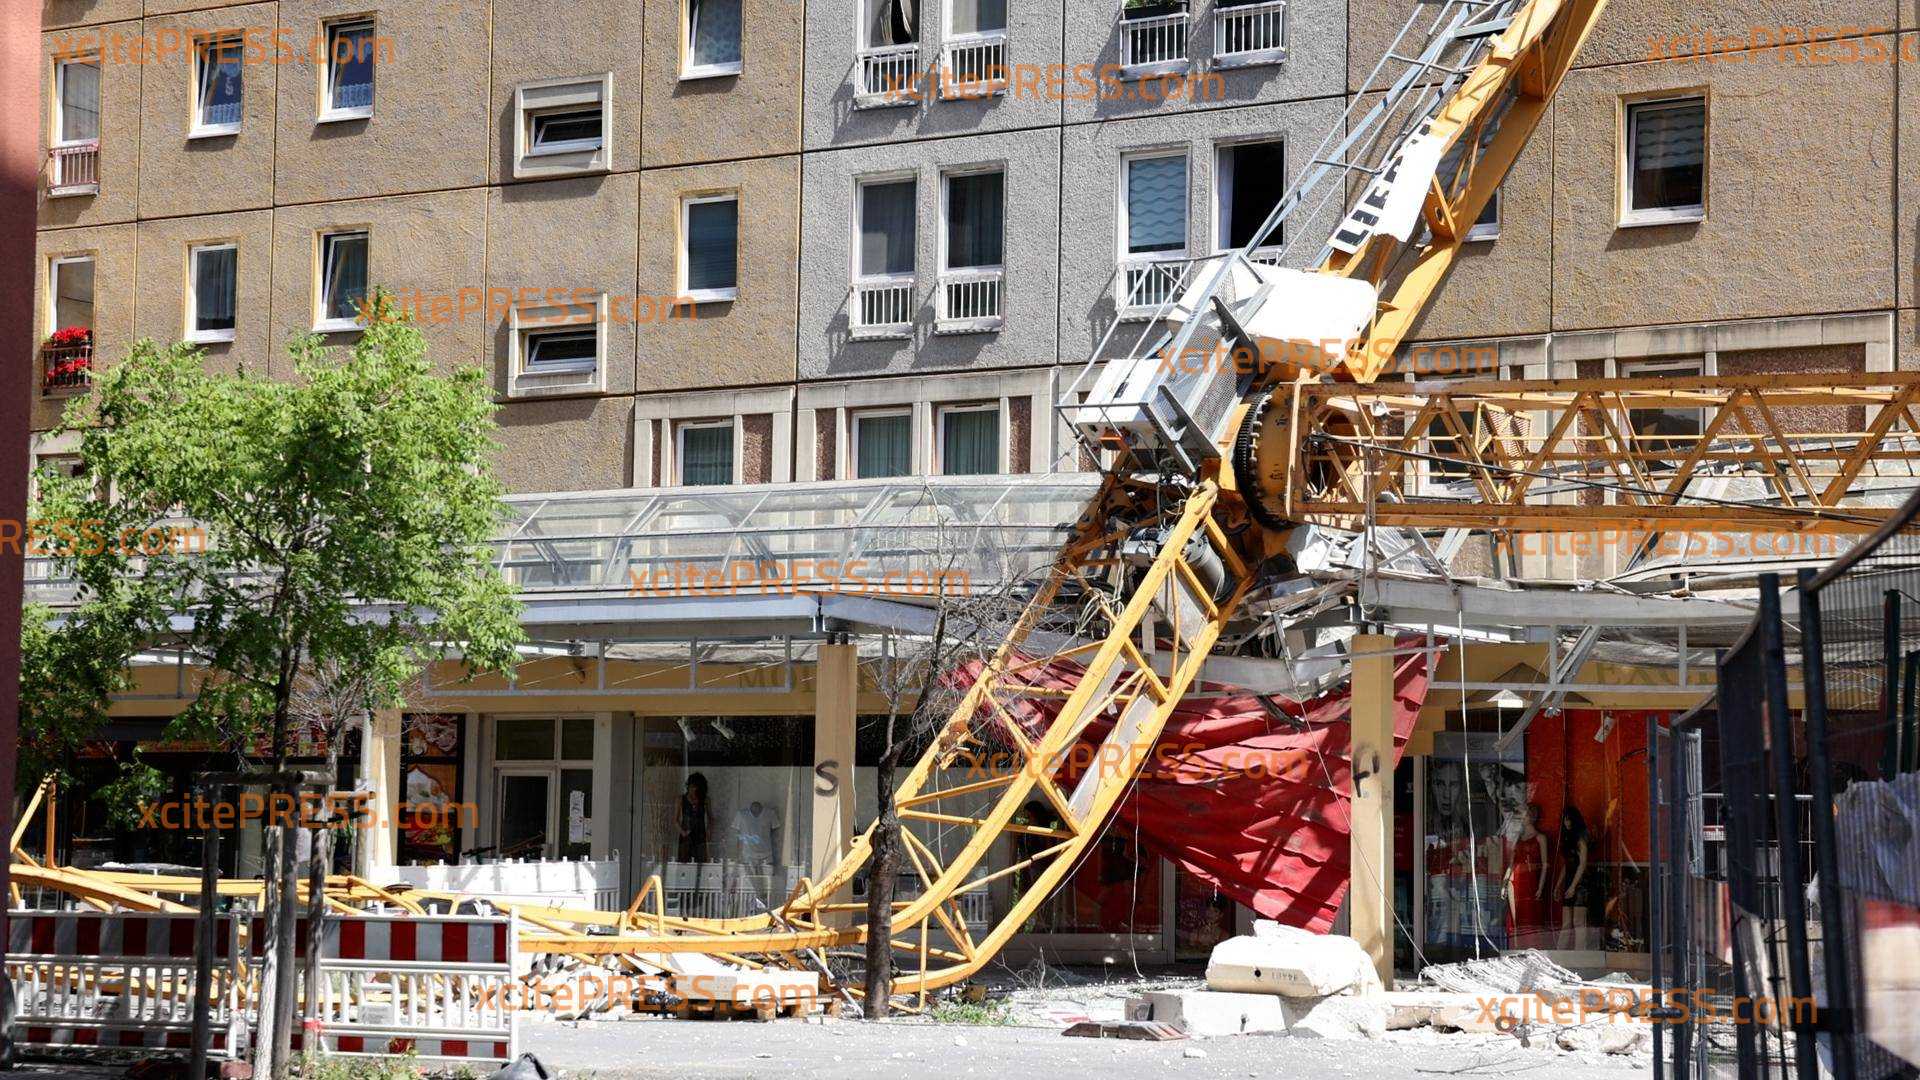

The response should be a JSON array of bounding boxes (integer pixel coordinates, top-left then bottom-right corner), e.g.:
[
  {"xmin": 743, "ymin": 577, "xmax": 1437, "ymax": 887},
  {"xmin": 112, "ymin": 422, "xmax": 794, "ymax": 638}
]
[
  {"xmin": 1279, "ymin": 994, "xmax": 1388, "ymax": 1040},
  {"xmin": 1379, "ymin": 990, "xmax": 1477, "ymax": 1031},
  {"xmin": 1208, "ymin": 922, "xmax": 1382, "ymax": 999},
  {"xmin": 1127, "ymin": 990, "xmax": 1288, "ymax": 1037},
  {"xmin": 1061, "ymin": 1020, "xmax": 1188, "ymax": 1041}
]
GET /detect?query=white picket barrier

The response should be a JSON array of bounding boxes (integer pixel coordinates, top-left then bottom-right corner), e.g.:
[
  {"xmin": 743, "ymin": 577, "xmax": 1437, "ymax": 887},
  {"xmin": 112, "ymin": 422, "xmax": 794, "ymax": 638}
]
[{"xmin": 6, "ymin": 909, "xmax": 247, "ymax": 1054}]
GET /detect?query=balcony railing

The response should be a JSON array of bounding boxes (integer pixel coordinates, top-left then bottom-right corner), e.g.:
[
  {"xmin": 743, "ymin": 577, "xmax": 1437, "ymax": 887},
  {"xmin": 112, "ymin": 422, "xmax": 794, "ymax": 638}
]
[
  {"xmin": 941, "ymin": 34, "xmax": 1008, "ymax": 98},
  {"xmin": 1214, "ymin": 0, "xmax": 1286, "ymax": 64},
  {"xmin": 1120, "ymin": 12, "xmax": 1189, "ymax": 73},
  {"xmin": 41, "ymin": 342, "xmax": 93, "ymax": 395},
  {"xmin": 1116, "ymin": 256, "xmax": 1188, "ymax": 316},
  {"xmin": 852, "ymin": 277, "xmax": 915, "ymax": 338},
  {"xmin": 857, "ymin": 43, "xmax": 920, "ymax": 103},
  {"xmin": 936, "ymin": 269, "xmax": 1004, "ymax": 332},
  {"xmin": 47, "ymin": 141, "xmax": 99, "ymax": 196}
]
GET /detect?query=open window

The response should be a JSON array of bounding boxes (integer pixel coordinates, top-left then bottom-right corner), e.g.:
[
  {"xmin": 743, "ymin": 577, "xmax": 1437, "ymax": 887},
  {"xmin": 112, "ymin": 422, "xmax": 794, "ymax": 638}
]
[
  {"xmin": 315, "ymin": 229, "xmax": 369, "ymax": 332},
  {"xmin": 853, "ymin": 176, "xmax": 916, "ymax": 337},
  {"xmin": 680, "ymin": 194, "xmax": 740, "ymax": 304},
  {"xmin": 1622, "ymin": 96, "xmax": 1706, "ymax": 227},
  {"xmin": 320, "ymin": 18, "xmax": 377, "ymax": 121},
  {"xmin": 677, "ymin": 419, "xmax": 737, "ymax": 485},
  {"xmin": 44, "ymin": 255, "xmax": 95, "ymax": 394},
  {"xmin": 50, "ymin": 57, "xmax": 101, "ymax": 195},
  {"xmin": 857, "ymin": 0, "xmax": 920, "ymax": 101},
  {"xmin": 942, "ymin": 0, "xmax": 1007, "ymax": 97},
  {"xmin": 509, "ymin": 292, "xmax": 608, "ymax": 397},
  {"xmin": 192, "ymin": 34, "xmax": 244, "ymax": 137},
  {"xmin": 187, "ymin": 243, "xmax": 238, "ymax": 344},
  {"xmin": 937, "ymin": 403, "xmax": 1000, "ymax": 475},
  {"xmin": 1215, "ymin": 139, "xmax": 1284, "ymax": 261},
  {"xmin": 938, "ymin": 168, "xmax": 1004, "ymax": 331},
  {"xmin": 1119, "ymin": 150, "xmax": 1187, "ymax": 314},
  {"xmin": 684, "ymin": 0, "xmax": 744, "ymax": 79},
  {"xmin": 513, "ymin": 75, "xmax": 612, "ymax": 179},
  {"xmin": 852, "ymin": 409, "xmax": 913, "ymax": 478}
]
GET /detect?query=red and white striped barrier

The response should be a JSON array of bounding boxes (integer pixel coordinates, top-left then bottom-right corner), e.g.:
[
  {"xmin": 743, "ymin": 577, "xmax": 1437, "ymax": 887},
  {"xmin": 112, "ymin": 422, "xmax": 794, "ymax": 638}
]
[{"xmin": 300, "ymin": 912, "xmax": 519, "ymax": 1066}]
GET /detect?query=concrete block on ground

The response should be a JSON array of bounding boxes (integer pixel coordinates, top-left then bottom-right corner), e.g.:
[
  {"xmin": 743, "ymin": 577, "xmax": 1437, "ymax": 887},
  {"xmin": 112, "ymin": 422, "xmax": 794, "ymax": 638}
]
[
  {"xmin": 1208, "ymin": 922, "xmax": 1383, "ymax": 999},
  {"xmin": 1130, "ymin": 990, "xmax": 1289, "ymax": 1038},
  {"xmin": 1279, "ymin": 994, "xmax": 1388, "ymax": 1040},
  {"xmin": 1380, "ymin": 990, "xmax": 1475, "ymax": 1031}
]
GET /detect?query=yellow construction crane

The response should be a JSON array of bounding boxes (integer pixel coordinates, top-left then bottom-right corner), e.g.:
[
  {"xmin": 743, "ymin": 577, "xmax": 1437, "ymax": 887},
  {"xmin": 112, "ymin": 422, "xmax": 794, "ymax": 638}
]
[{"xmin": 31, "ymin": 0, "xmax": 1920, "ymax": 1007}]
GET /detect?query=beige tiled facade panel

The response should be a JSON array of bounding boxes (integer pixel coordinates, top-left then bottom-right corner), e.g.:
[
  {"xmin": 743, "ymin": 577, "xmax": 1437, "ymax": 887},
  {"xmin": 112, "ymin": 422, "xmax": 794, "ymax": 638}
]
[
  {"xmin": 39, "ymin": 28, "xmax": 140, "ymax": 229},
  {"xmin": 136, "ymin": 4, "xmax": 280, "ymax": 219},
  {"xmin": 133, "ymin": 209, "xmax": 277, "ymax": 378},
  {"xmin": 268, "ymin": 189, "xmax": 488, "ymax": 372},
  {"xmin": 635, "ymin": 155, "xmax": 801, "ymax": 393},
  {"xmin": 484, "ymin": 173, "xmax": 643, "ymax": 396},
  {"xmin": 490, "ymin": 0, "xmax": 644, "ymax": 182},
  {"xmin": 641, "ymin": 0, "xmax": 802, "ymax": 167},
  {"xmin": 272, "ymin": 0, "xmax": 490, "ymax": 203},
  {"xmin": 492, "ymin": 394, "xmax": 635, "ymax": 492}
]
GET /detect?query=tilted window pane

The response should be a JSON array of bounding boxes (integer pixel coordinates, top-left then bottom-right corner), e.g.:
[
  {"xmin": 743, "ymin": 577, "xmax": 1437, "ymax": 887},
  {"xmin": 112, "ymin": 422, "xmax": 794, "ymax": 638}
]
[
  {"xmin": 198, "ymin": 39, "xmax": 244, "ymax": 127},
  {"xmin": 526, "ymin": 329, "xmax": 598, "ymax": 369},
  {"xmin": 691, "ymin": 0, "xmax": 743, "ymax": 66},
  {"xmin": 322, "ymin": 233, "xmax": 369, "ymax": 321},
  {"xmin": 686, "ymin": 200, "xmax": 739, "ymax": 291},
  {"xmin": 328, "ymin": 23, "xmax": 377, "ymax": 109},
  {"xmin": 532, "ymin": 108, "xmax": 603, "ymax": 148}
]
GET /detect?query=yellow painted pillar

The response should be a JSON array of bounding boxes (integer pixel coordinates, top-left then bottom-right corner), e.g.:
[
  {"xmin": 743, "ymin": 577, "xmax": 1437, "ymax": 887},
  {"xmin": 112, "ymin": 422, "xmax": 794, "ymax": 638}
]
[
  {"xmin": 812, "ymin": 644, "xmax": 859, "ymax": 917},
  {"xmin": 361, "ymin": 709, "xmax": 403, "ymax": 875},
  {"xmin": 1349, "ymin": 634, "xmax": 1396, "ymax": 987}
]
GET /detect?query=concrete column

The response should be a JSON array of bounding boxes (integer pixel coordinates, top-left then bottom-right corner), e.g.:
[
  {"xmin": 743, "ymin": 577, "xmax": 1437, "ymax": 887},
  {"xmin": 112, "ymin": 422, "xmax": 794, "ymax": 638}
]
[
  {"xmin": 812, "ymin": 644, "xmax": 859, "ymax": 910},
  {"xmin": 1349, "ymin": 634, "xmax": 1396, "ymax": 987},
  {"xmin": 360, "ymin": 709, "xmax": 403, "ymax": 876}
]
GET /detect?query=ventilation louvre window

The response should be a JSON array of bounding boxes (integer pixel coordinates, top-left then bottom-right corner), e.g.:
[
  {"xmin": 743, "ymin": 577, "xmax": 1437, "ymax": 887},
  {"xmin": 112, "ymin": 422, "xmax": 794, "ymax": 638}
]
[
  {"xmin": 531, "ymin": 109, "xmax": 603, "ymax": 152},
  {"xmin": 1624, "ymin": 97, "xmax": 1706, "ymax": 225},
  {"xmin": 525, "ymin": 328, "xmax": 599, "ymax": 371}
]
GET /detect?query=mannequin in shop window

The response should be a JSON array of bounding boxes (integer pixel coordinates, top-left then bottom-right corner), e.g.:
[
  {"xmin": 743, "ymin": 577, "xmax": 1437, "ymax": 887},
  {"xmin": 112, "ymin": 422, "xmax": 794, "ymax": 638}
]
[
  {"xmin": 731, "ymin": 798, "xmax": 782, "ymax": 872},
  {"xmin": 675, "ymin": 772, "xmax": 710, "ymax": 863},
  {"xmin": 1555, "ymin": 806, "xmax": 1600, "ymax": 951},
  {"xmin": 1504, "ymin": 801, "xmax": 1549, "ymax": 948}
]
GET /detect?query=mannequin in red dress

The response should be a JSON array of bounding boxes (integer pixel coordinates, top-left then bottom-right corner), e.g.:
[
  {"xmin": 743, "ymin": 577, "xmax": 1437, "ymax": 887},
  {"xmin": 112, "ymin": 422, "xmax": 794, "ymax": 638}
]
[{"xmin": 1504, "ymin": 802, "xmax": 1549, "ymax": 948}]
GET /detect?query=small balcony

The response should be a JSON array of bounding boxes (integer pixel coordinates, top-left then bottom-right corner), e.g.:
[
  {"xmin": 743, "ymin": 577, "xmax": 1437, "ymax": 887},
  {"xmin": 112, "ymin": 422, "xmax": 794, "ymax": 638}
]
[
  {"xmin": 1120, "ymin": 9, "xmax": 1190, "ymax": 76},
  {"xmin": 1116, "ymin": 256, "xmax": 1189, "ymax": 318},
  {"xmin": 47, "ymin": 140, "xmax": 99, "ymax": 197},
  {"xmin": 856, "ymin": 43, "xmax": 920, "ymax": 105},
  {"xmin": 936, "ymin": 269, "xmax": 1003, "ymax": 333},
  {"xmin": 1214, "ymin": 0, "xmax": 1286, "ymax": 67},
  {"xmin": 41, "ymin": 336, "xmax": 93, "ymax": 396},
  {"xmin": 940, "ymin": 34, "xmax": 1008, "ymax": 99},
  {"xmin": 851, "ymin": 277, "xmax": 915, "ymax": 339}
]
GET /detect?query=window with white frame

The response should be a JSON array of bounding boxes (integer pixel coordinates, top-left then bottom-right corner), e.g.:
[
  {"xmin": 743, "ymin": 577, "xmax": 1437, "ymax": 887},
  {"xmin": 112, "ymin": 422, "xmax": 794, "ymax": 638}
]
[
  {"xmin": 49, "ymin": 256, "xmax": 95, "ymax": 334},
  {"xmin": 937, "ymin": 403, "xmax": 999, "ymax": 475},
  {"xmin": 1466, "ymin": 188, "xmax": 1500, "ymax": 241},
  {"xmin": 321, "ymin": 18, "xmax": 377, "ymax": 120},
  {"xmin": 1216, "ymin": 139, "xmax": 1283, "ymax": 259},
  {"xmin": 680, "ymin": 194, "xmax": 739, "ymax": 303},
  {"xmin": 513, "ymin": 75, "xmax": 611, "ymax": 178},
  {"xmin": 55, "ymin": 58, "xmax": 100, "ymax": 145},
  {"xmin": 852, "ymin": 409, "xmax": 913, "ymax": 478},
  {"xmin": 192, "ymin": 34, "xmax": 244, "ymax": 136},
  {"xmin": 187, "ymin": 243, "xmax": 237, "ymax": 344},
  {"xmin": 858, "ymin": 0, "xmax": 920, "ymax": 101},
  {"xmin": 853, "ymin": 177, "xmax": 916, "ymax": 334},
  {"xmin": 943, "ymin": 0, "xmax": 1007, "ymax": 94},
  {"xmin": 950, "ymin": 0, "xmax": 1007, "ymax": 38},
  {"xmin": 678, "ymin": 420, "xmax": 736, "ymax": 485},
  {"xmin": 316, "ymin": 230, "xmax": 369, "ymax": 331},
  {"xmin": 1623, "ymin": 96, "xmax": 1705, "ymax": 226},
  {"xmin": 509, "ymin": 293, "xmax": 608, "ymax": 397},
  {"xmin": 939, "ymin": 169, "xmax": 1004, "ymax": 329},
  {"xmin": 684, "ymin": 0, "xmax": 744, "ymax": 78},
  {"xmin": 1120, "ymin": 151, "xmax": 1187, "ymax": 312},
  {"xmin": 1435, "ymin": 132, "xmax": 1500, "ymax": 242}
]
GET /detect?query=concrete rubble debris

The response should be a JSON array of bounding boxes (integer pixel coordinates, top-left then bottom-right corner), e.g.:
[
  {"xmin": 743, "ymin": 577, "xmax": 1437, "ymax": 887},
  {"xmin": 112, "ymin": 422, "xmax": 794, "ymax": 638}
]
[{"xmin": 1206, "ymin": 921, "xmax": 1383, "ymax": 998}]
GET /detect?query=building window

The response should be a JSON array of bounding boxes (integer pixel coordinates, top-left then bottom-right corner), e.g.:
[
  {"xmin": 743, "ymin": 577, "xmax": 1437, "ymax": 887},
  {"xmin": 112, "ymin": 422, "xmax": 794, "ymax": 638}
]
[
  {"xmin": 321, "ymin": 18, "xmax": 377, "ymax": 121},
  {"xmin": 509, "ymin": 294, "xmax": 607, "ymax": 397},
  {"xmin": 1623, "ymin": 96, "xmax": 1705, "ymax": 226},
  {"xmin": 857, "ymin": 0, "xmax": 919, "ymax": 101},
  {"xmin": 853, "ymin": 409, "xmax": 913, "ymax": 478},
  {"xmin": 192, "ymin": 35, "xmax": 244, "ymax": 137},
  {"xmin": 492, "ymin": 717, "xmax": 594, "ymax": 861},
  {"xmin": 50, "ymin": 57, "xmax": 101, "ymax": 194},
  {"xmin": 513, "ymin": 75, "xmax": 612, "ymax": 179},
  {"xmin": 524, "ymin": 329, "xmax": 598, "ymax": 372},
  {"xmin": 681, "ymin": 194, "xmax": 740, "ymax": 303},
  {"xmin": 1217, "ymin": 139, "xmax": 1283, "ymax": 259},
  {"xmin": 678, "ymin": 420, "xmax": 736, "ymax": 485},
  {"xmin": 1466, "ymin": 189, "xmax": 1500, "ymax": 242},
  {"xmin": 938, "ymin": 169, "xmax": 1004, "ymax": 331},
  {"xmin": 684, "ymin": 0, "xmax": 744, "ymax": 79},
  {"xmin": 942, "ymin": 0, "xmax": 1008, "ymax": 95},
  {"xmin": 1621, "ymin": 358, "xmax": 1706, "ymax": 460},
  {"xmin": 937, "ymin": 404, "xmax": 999, "ymax": 475},
  {"xmin": 316, "ymin": 230, "xmax": 369, "ymax": 332},
  {"xmin": 853, "ymin": 177, "xmax": 916, "ymax": 336},
  {"xmin": 187, "ymin": 243, "xmax": 238, "ymax": 344},
  {"xmin": 49, "ymin": 255, "xmax": 95, "ymax": 335},
  {"xmin": 1213, "ymin": 0, "xmax": 1286, "ymax": 66},
  {"xmin": 1119, "ymin": 151, "xmax": 1188, "ymax": 313}
]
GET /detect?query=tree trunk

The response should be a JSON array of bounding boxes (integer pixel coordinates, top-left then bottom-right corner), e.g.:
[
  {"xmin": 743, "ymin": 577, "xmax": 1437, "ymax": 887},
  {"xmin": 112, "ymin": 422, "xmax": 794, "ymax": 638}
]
[
  {"xmin": 862, "ymin": 720, "xmax": 904, "ymax": 1019},
  {"xmin": 299, "ymin": 751, "xmax": 340, "ymax": 1069},
  {"xmin": 253, "ymin": 819, "xmax": 282, "ymax": 1079}
]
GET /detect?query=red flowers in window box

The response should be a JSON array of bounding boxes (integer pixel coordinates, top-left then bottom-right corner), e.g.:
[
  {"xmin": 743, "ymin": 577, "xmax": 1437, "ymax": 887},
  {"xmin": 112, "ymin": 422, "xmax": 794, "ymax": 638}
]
[
  {"xmin": 45, "ymin": 326, "xmax": 91, "ymax": 349},
  {"xmin": 41, "ymin": 327, "xmax": 94, "ymax": 392}
]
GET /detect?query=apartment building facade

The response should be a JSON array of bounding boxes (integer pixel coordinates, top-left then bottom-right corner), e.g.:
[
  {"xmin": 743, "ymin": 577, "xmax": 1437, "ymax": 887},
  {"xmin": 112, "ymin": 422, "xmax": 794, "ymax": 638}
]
[{"xmin": 28, "ymin": 0, "xmax": 1916, "ymax": 970}]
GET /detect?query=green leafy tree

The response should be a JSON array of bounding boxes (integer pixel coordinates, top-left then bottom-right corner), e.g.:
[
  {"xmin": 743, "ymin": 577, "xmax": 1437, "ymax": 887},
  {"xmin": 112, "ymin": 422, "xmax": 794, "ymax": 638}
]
[{"xmin": 34, "ymin": 294, "xmax": 525, "ymax": 1076}]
